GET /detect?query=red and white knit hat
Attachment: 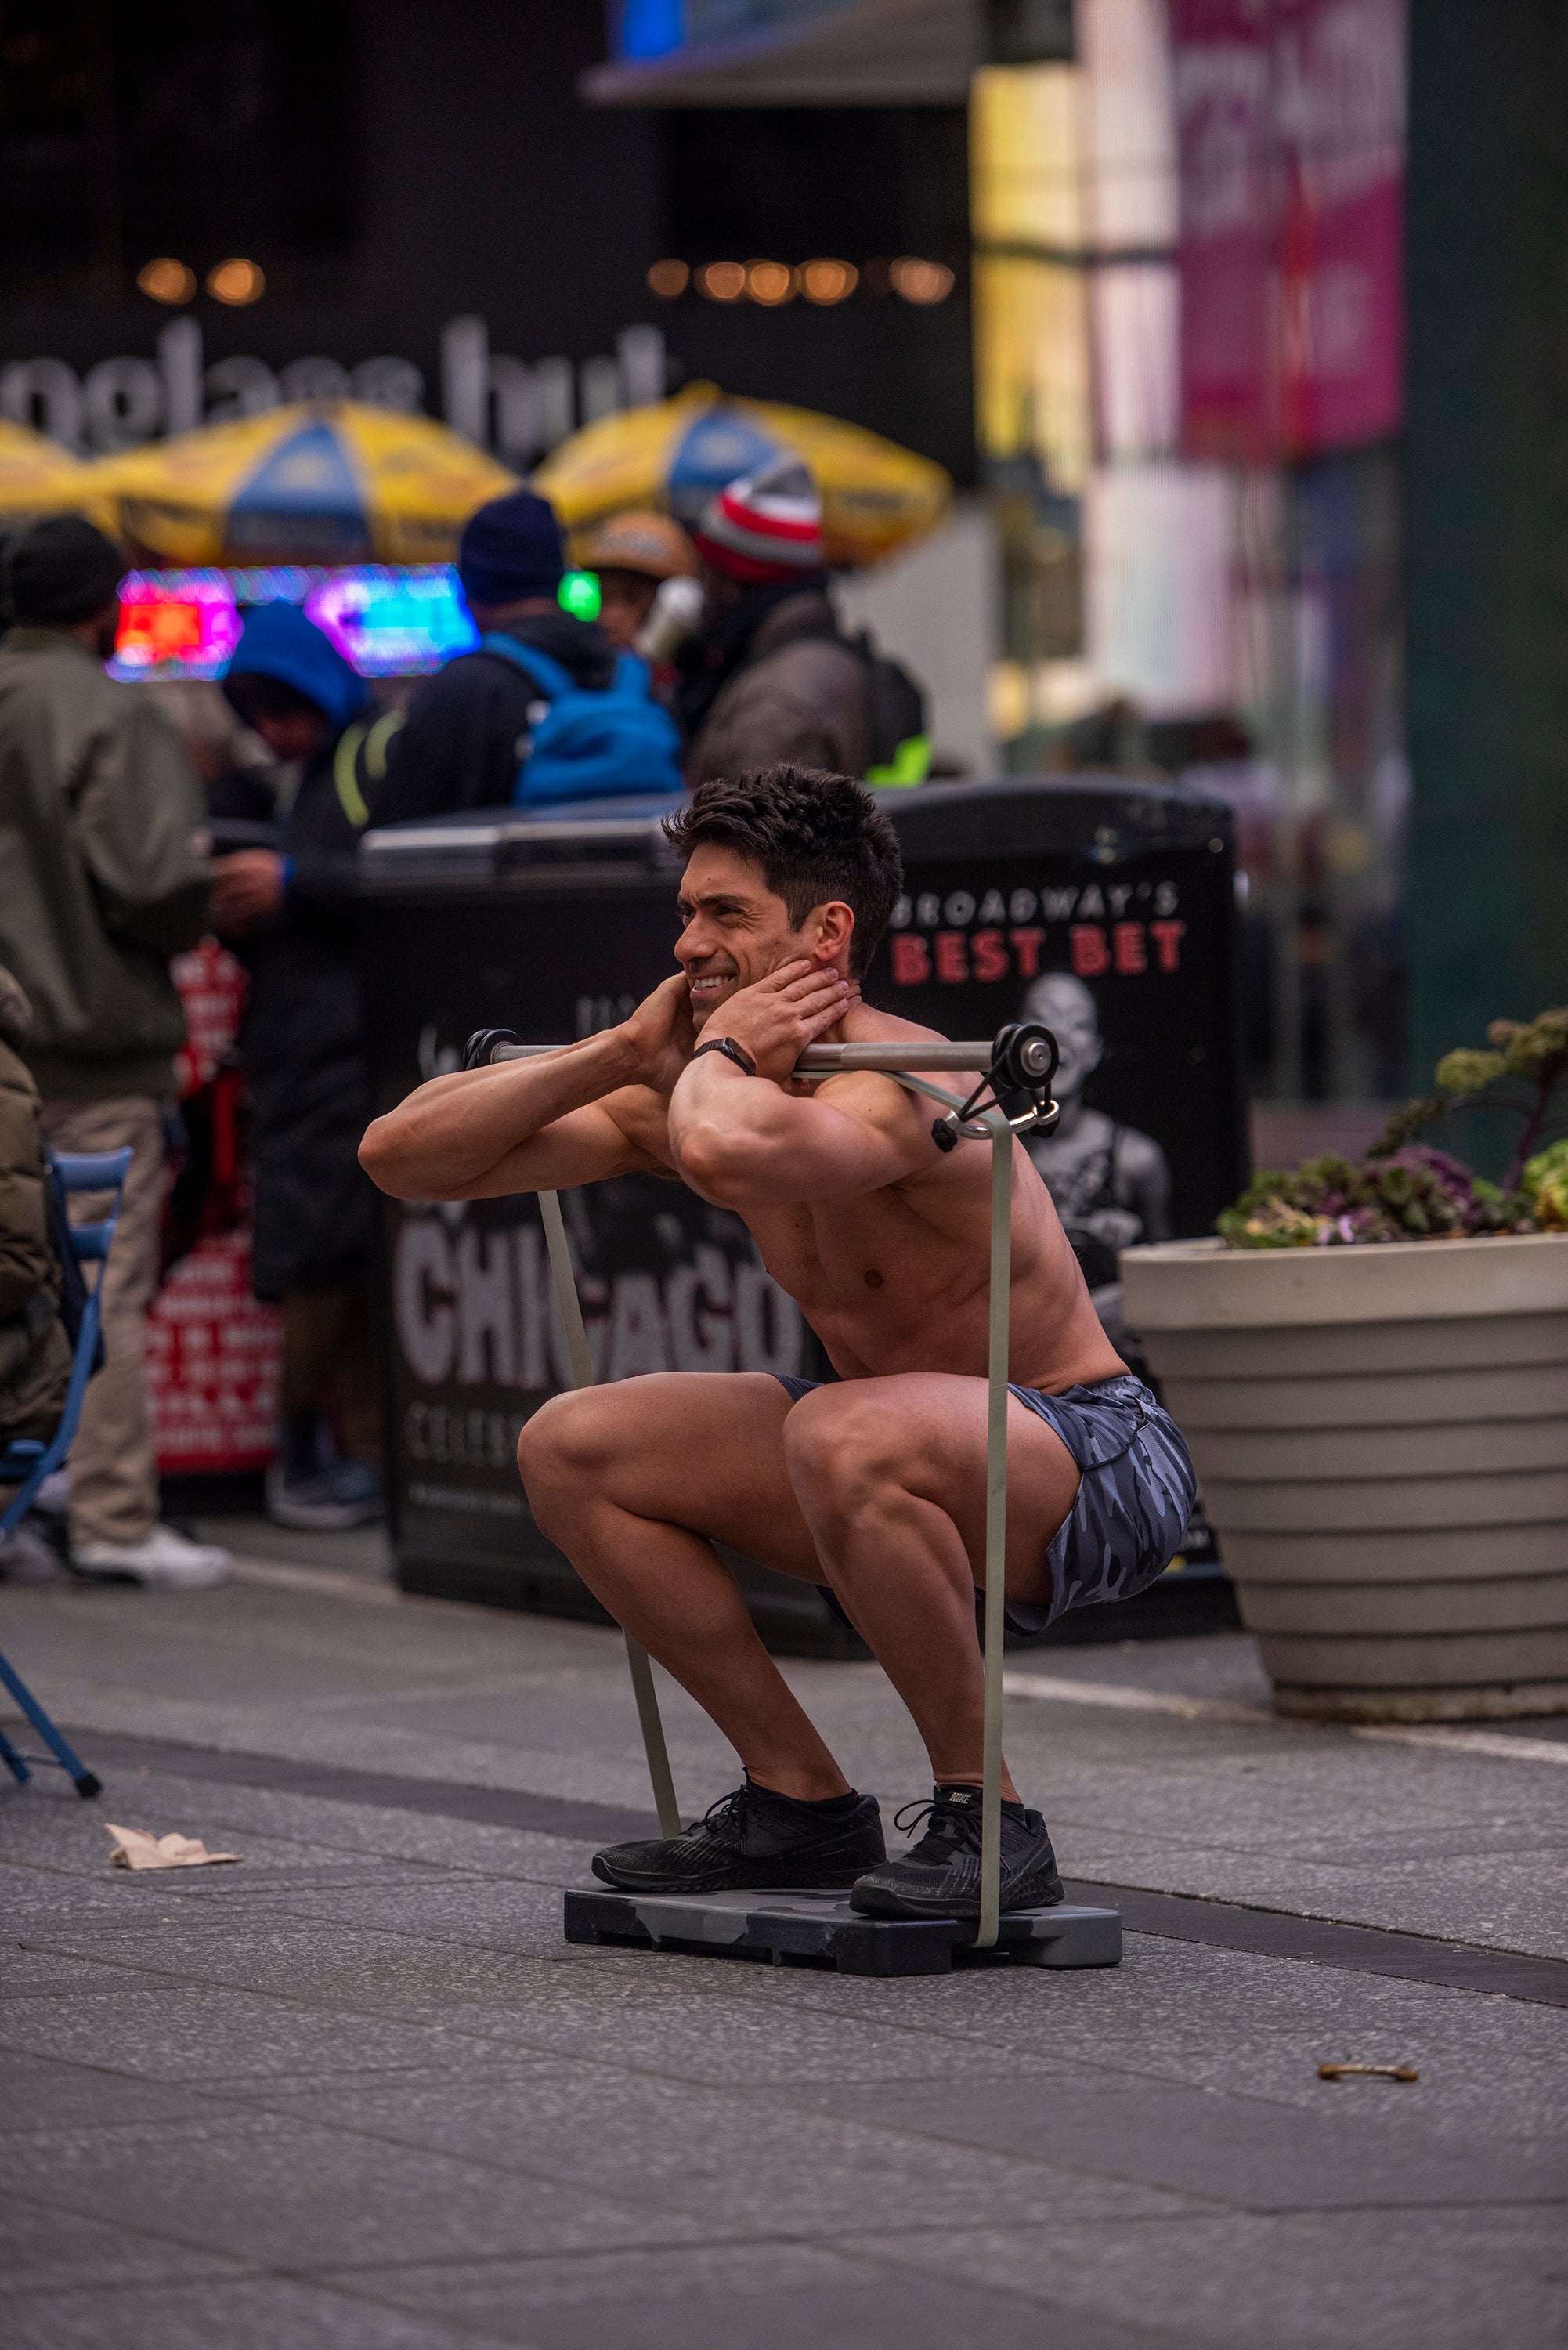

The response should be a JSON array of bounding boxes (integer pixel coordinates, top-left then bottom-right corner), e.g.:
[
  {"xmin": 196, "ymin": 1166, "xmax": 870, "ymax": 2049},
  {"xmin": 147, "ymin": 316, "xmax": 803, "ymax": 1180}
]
[{"xmin": 692, "ymin": 455, "xmax": 825, "ymax": 584}]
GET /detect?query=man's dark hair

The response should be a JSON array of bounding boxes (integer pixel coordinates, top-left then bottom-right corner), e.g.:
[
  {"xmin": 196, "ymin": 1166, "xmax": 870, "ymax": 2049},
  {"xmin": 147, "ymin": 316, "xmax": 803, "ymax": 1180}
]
[{"xmin": 665, "ymin": 766, "xmax": 903, "ymax": 979}]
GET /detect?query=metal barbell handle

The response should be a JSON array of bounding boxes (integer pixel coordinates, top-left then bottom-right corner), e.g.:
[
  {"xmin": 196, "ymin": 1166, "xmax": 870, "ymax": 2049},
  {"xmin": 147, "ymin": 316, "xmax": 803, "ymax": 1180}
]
[{"xmin": 487, "ymin": 1039, "xmax": 999, "ymax": 1074}]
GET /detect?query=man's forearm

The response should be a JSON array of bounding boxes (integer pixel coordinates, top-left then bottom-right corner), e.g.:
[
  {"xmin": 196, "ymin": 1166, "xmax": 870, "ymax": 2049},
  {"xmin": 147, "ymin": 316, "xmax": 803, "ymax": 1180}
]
[{"xmin": 362, "ymin": 1027, "xmax": 641, "ymax": 1195}]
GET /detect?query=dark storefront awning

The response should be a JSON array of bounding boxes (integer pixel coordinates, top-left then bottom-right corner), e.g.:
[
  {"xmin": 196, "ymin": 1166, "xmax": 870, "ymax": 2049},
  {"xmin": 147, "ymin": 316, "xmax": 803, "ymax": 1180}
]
[{"xmin": 581, "ymin": 0, "xmax": 984, "ymax": 107}]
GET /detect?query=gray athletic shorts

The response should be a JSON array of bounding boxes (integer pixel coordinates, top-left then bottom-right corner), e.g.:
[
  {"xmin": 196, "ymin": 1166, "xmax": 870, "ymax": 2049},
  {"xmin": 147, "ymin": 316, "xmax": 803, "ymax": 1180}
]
[{"xmin": 773, "ymin": 1370, "xmax": 1197, "ymax": 1635}]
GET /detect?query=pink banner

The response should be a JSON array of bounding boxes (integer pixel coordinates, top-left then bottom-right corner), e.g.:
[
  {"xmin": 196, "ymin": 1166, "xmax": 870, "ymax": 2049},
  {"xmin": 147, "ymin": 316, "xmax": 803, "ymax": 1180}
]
[{"xmin": 1173, "ymin": 0, "xmax": 1405, "ymax": 460}]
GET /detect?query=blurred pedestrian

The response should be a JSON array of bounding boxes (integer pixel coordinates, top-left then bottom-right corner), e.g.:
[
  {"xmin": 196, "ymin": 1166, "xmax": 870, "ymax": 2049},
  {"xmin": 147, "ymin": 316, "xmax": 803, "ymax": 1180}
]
[
  {"xmin": 215, "ymin": 604, "xmax": 396, "ymax": 1531},
  {"xmin": 374, "ymin": 489, "xmax": 616, "ymax": 822},
  {"xmin": 677, "ymin": 457, "xmax": 872, "ymax": 786},
  {"xmin": 575, "ymin": 511, "xmax": 699, "ymax": 654},
  {"xmin": 0, "ymin": 962, "xmax": 72, "ymax": 1583},
  {"xmin": 0, "ymin": 516, "xmax": 226, "ymax": 1586}
]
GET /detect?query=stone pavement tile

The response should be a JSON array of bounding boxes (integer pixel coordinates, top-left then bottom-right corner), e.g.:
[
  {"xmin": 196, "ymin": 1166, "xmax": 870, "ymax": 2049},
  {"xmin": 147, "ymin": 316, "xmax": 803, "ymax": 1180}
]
[
  {"xmin": 325, "ymin": 2238, "xmax": 1205, "ymax": 2350},
  {"xmin": 0, "ymin": 1943, "xmax": 166, "ymax": 1998},
  {"xmin": 851, "ymin": 2206, "xmax": 1568, "ymax": 2350},
  {"xmin": 247, "ymin": 2057, "xmax": 1194, "ymax": 2232},
  {"xmin": 0, "ymin": 2194, "xmax": 255, "ymax": 2294},
  {"xmin": 778, "ymin": 2070, "xmax": 1568, "ymax": 2211},
  {"xmin": 0, "ymin": 2109, "xmax": 724, "ymax": 2271},
  {"xmin": 0, "ymin": 1979, "xmax": 493, "ymax": 2084},
  {"xmin": 4, "ymin": 2274, "xmax": 471, "ymax": 2350},
  {"xmin": 0, "ymin": 2048, "xmax": 216, "ymax": 2132}
]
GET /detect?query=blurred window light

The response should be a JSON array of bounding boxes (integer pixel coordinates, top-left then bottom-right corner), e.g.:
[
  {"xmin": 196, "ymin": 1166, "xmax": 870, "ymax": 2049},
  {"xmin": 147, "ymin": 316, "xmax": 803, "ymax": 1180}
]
[
  {"xmin": 800, "ymin": 258, "xmax": 858, "ymax": 305},
  {"xmin": 987, "ymin": 660, "xmax": 1030, "ymax": 742},
  {"xmin": 208, "ymin": 258, "xmax": 266, "ymax": 306},
  {"xmin": 616, "ymin": 0, "xmax": 685, "ymax": 59},
  {"xmin": 891, "ymin": 257, "xmax": 955, "ymax": 305},
  {"xmin": 746, "ymin": 259, "xmax": 795, "ymax": 306},
  {"xmin": 971, "ymin": 64, "xmax": 1084, "ymax": 251},
  {"xmin": 137, "ymin": 258, "xmax": 196, "ymax": 306},
  {"xmin": 697, "ymin": 261, "xmax": 746, "ymax": 302},
  {"xmin": 973, "ymin": 251, "xmax": 1092, "ymax": 489},
  {"xmin": 647, "ymin": 258, "xmax": 690, "ymax": 299}
]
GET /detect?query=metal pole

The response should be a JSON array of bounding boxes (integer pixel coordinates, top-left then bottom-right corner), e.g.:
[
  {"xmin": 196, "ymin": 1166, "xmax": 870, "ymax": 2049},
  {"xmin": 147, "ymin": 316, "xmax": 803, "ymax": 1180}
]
[
  {"xmin": 975, "ymin": 1108, "xmax": 1013, "ymax": 1951},
  {"xmin": 493, "ymin": 1039, "xmax": 998, "ymax": 1075},
  {"xmin": 539, "ymin": 1189, "xmax": 681, "ymax": 1839}
]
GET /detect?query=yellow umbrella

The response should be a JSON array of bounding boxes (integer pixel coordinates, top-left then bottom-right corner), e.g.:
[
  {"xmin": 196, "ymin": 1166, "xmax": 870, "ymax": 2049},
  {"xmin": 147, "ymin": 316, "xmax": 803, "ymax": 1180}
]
[
  {"xmin": 88, "ymin": 402, "xmax": 518, "ymax": 566},
  {"xmin": 533, "ymin": 383, "xmax": 951, "ymax": 571},
  {"xmin": 0, "ymin": 420, "xmax": 115, "ymax": 531}
]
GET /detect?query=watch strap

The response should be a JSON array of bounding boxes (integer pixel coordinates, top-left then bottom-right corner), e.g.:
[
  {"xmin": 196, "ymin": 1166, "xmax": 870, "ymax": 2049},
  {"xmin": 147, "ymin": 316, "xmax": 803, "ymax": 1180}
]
[{"xmin": 692, "ymin": 1036, "xmax": 757, "ymax": 1077}]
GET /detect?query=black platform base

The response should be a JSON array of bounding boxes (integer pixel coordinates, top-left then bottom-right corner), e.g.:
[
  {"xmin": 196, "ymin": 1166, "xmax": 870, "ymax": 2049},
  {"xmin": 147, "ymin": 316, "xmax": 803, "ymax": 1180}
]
[{"xmin": 563, "ymin": 1885, "xmax": 1122, "ymax": 1978}]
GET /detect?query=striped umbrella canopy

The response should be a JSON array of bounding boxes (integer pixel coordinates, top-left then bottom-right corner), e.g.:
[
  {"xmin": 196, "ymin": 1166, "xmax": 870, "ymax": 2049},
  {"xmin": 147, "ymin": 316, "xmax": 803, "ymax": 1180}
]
[
  {"xmin": 0, "ymin": 420, "xmax": 114, "ymax": 530},
  {"xmin": 89, "ymin": 402, "xmax": 518, "ymax": 566},
  {"xmin": 533, "ymin": 384, "xmax": 952, "ymax": 571}
]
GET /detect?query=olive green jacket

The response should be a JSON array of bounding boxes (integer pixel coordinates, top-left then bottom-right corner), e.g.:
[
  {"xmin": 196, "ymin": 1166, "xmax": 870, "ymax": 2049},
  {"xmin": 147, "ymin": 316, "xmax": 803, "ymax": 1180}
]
[
  {"xmin": 0, "ymin": 627, "xmax": 211, "ymax": 1099},
  {"xmin": 0, "ymin": 964, "xmax": 70, "ymax": 1444}
]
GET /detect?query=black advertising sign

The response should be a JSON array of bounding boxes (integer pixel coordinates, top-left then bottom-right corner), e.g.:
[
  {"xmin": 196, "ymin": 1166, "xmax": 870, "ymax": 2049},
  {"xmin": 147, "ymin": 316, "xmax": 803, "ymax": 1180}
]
[{"xmin": 876, "ymin": 781, "xmax": 1246, "ymax": 1269}]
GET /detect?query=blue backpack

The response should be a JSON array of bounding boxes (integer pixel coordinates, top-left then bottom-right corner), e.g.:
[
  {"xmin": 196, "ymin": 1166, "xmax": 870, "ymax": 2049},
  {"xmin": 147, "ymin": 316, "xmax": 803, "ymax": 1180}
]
[{"xmin": 479, "ymin": 634, "xmax": 685, "ymax": 806}]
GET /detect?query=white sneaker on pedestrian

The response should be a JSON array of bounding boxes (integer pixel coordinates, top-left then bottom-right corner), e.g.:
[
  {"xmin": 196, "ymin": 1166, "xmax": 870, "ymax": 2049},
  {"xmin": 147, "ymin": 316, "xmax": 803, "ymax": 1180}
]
[{"xmin": 72, "ymin": 1524, "xmax": 231, "ymax": 1589}]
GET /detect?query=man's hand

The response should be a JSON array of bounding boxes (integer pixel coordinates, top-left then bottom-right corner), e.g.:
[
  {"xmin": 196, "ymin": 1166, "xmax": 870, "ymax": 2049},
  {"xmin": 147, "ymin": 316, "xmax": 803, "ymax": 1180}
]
[
  {"xmin": 211, "ymin": 850, "xmax": 285, "ymax": 935},
  {"xmin": 617, "ymin": 972, "xmax": 697, "ymax": 1094},
  {"xmin": 700, "ymin": 960, "xmax": 851, "ymax": 1083}
]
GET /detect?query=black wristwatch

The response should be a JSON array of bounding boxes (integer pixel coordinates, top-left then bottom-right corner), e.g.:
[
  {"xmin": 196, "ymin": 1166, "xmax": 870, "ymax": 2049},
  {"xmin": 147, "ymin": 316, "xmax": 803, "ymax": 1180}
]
[{"xmin": 692, "ymin": 1036, "xmax": 757, "ymax": 1077}]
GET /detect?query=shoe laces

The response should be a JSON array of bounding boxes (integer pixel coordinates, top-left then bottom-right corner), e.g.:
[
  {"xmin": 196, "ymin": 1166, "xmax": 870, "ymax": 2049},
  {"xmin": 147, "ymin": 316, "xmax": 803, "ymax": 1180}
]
[
  {"xmin": 893, "ymin": 1790, "xmax": 984, "ymax": 1864},
  {"xmin": 684, "ymin": 1782, "xmax": 755, "ymax": 1847}
]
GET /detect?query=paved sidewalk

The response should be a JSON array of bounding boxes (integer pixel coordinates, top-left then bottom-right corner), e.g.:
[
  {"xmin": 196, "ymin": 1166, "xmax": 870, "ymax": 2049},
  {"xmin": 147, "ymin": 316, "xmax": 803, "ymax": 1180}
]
[{"xmin": 2, "ymin": 1542, "xmax": 1566, "ymax": 2349}]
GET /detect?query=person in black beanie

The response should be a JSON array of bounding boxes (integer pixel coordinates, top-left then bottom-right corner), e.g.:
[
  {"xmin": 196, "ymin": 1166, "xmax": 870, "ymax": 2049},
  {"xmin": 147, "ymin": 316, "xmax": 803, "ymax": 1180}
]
[
  {"xmin": 0, "ymin": 515, "xmax": 228, "ymax": 1586},
  {"xmin": 373, "ymin": 488, "xmax": 616, "ymax": 824}
]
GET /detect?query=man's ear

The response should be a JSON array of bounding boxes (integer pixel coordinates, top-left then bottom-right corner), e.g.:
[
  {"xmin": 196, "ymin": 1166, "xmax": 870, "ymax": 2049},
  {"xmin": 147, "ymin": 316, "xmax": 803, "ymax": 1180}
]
[{"xmin": 808, "ymin": 901, "xmax": 855, "ymax": 967}]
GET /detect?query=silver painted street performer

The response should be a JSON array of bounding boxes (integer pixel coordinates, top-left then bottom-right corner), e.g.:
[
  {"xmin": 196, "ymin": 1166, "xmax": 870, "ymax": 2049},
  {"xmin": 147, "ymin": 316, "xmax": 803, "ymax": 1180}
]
[{"xmin": 360, "ymin": 767, "xmax": 1195, "ymax": 1918}]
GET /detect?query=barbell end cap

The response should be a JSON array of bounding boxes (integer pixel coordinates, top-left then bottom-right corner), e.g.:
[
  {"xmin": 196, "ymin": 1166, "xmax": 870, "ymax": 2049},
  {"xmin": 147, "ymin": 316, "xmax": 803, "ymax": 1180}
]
[{"xmin": 462, "ymin": 1027, "xmax": 518, "ymax": 1072}]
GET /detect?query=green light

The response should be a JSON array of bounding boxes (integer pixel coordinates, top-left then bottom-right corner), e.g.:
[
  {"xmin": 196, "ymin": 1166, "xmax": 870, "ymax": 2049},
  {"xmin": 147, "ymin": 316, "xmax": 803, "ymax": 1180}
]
[{"xmin": 558, "ymin": 569, "xmax": 601, "ymax": 622}]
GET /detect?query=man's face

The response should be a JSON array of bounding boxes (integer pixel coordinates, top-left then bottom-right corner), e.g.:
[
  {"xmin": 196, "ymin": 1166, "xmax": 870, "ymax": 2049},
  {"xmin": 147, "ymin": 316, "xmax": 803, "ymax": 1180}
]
[
  {"xmin": 594, "ymin": 568, "xmax": 658, "ymax": 651},
  {"xmin": 1026, "ymin": 978, "xmax": 1102, "ymax": 1099},
  {"xmin": 675, "ymin": 844, "xmax": 816, "ymax": 1028}
]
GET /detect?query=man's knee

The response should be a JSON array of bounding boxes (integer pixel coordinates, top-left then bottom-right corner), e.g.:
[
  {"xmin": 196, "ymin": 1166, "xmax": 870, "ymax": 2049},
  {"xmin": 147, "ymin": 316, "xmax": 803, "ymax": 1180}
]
[
  {"xmin": 517, "ymin": 1389, "xmax": 605, "ymax": 1518},
  {"xmin": 782, "ymin": 1387, "xmax": 911, "ymax": 1520}
]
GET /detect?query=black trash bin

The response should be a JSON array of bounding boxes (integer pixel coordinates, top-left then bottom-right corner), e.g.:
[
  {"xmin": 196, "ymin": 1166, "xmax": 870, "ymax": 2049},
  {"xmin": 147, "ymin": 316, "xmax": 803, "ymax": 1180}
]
[{"xmin": 359, "ymin": 776, "xmax": 1245, "ymax": 1647}]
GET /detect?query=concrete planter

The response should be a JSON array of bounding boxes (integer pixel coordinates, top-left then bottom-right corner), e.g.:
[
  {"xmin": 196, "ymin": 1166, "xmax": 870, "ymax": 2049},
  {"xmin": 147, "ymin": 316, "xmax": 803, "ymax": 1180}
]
[{"xmin": 1119, "ymin": 1232, "xmax": 1568, "ymax": 1722}]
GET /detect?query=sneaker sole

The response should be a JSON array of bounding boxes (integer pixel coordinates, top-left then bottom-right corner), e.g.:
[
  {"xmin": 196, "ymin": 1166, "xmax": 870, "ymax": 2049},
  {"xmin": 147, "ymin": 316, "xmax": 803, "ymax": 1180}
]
[
  {"xmin": 266, "ymin": 1498, "xmax": 385, "ymax": 1531},
  {"xmin": 849, "ymin": 1873, "xmax": 1064, "ymax": 1921},
  {"xmin": 590, "ymin": 1854, "xmax": 880, "ymax": 1896}
]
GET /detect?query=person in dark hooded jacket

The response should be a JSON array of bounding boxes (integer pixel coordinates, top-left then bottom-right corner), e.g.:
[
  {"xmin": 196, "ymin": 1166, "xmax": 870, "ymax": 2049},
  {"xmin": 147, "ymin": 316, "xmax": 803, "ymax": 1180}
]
[
  {"xmin": 213, "ymin": 604, "xmax": 399, "ymax": 1531},
  {"xmin": 372, "ymin": 488, "xmax": 616, "ymax": 823}
]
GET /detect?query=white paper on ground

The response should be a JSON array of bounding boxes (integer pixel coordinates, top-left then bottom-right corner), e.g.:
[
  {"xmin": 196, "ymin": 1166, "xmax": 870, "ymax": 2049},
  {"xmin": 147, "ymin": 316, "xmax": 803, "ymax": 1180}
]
[{"xmin": 106, "ymin": 1824, "xmax": 240, "ymax": 1871}]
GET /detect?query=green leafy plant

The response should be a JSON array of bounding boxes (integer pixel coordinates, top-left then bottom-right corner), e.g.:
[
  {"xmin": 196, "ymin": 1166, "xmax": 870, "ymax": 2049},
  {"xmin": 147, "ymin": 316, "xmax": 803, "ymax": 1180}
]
[
  {"xmin": 1368, "ymin": 1007, "xmax": 1568, "ymax": 1192},
  {"xmin": 1219, "ymin": 1007, "xmax": 1568, "ymax": 1250}
]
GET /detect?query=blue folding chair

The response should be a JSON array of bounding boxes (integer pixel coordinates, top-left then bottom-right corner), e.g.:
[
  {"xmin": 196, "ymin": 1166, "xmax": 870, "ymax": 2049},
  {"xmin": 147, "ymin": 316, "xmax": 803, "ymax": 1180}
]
[{"xmin": 0, "ymin": 1144, "xmax": 133, "ymax": 1800}]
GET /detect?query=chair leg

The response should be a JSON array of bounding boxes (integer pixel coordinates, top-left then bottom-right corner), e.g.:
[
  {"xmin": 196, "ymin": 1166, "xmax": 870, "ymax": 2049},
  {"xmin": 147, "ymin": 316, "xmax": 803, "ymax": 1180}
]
[
  {"xmin": 0, "ymin": 1650, "xmax": 99, "ymax": 1796},
  {"xmin": 0, "ymin": 1723, "xmax": 31, "ymax": 1785}
]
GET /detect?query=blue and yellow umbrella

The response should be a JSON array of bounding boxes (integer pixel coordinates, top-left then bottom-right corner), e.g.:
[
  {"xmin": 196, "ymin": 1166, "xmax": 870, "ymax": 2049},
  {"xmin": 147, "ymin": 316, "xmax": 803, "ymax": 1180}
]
[
  {"xmin": 89, "ymin": 402, "xmax": 518, "ymax": 567},
  {"xmin": 534, "ymin": 384, "xmax": 952, "ymax": 572},
  {"xmin": 0, "ymin": 419, "xmax": 114, "ymax": 530}
]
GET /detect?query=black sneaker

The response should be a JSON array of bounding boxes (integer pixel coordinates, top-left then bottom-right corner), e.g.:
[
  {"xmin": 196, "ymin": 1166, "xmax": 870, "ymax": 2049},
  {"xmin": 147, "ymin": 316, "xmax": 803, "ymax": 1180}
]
[
  {"xmin": 591, "ymin": 1779, "xmax": 885, "ymax": 1895},
  {"xmin": 849, "ymin": 1784, "xmax": 1064, "ymax": 1920}
]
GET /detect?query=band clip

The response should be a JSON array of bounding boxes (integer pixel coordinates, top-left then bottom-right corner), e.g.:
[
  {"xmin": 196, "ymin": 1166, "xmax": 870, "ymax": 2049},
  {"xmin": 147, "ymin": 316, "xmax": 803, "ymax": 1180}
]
[{"xmin": 930, "ymin": 1021, "xmax": 1060, "ymax": 1153}]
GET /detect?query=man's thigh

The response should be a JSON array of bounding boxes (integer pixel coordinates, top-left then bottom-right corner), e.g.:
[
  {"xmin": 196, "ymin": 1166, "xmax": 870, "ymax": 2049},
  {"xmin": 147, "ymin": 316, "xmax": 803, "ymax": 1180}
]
[
  {"xmin": 786, "ymin": 1374, "xmax": 1080, "ymax": 1611},
  {"xmin": 526, "ymin": 1371, "xmax": 825, "ymax": 1582}
]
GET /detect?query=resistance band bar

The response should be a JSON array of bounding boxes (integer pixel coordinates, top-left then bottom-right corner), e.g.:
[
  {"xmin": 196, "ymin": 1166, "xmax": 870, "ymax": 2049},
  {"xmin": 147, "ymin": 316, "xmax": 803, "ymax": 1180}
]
[{"xmin": 489, "ymin": 1036, "xmax": 1028, "ymax": 1950}]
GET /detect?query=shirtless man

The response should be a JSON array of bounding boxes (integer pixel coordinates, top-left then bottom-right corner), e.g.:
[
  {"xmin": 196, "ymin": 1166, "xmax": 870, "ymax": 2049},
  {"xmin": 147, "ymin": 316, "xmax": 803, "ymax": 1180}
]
[{"xmin": 360, "ymin": 766, "xmax": 1195, "ymax": 1919}]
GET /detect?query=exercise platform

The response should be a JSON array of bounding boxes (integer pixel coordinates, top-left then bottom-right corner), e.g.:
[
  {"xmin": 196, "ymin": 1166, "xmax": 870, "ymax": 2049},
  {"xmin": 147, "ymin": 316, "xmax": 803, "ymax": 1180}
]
[
  {"xmin": 565, "ymin": 1885, "xmax": 1122, "ymax": 1977},
  {"xmin": 470, "ymin": 1021, "xmax": 1125, "ymax": 1980}
]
